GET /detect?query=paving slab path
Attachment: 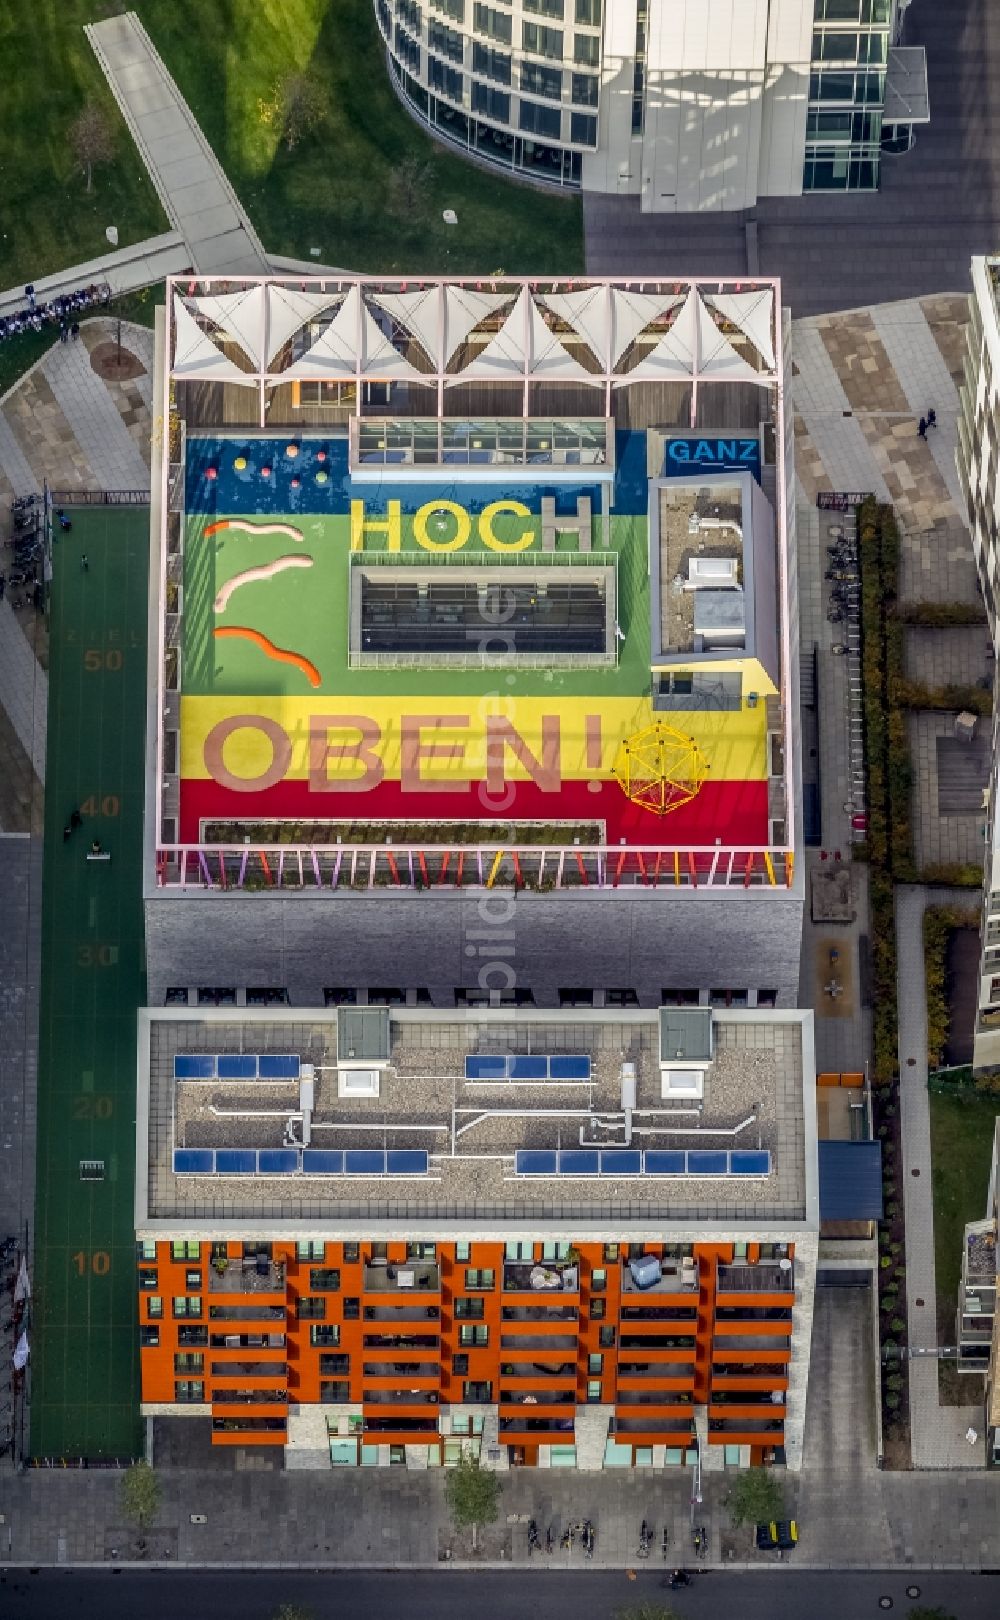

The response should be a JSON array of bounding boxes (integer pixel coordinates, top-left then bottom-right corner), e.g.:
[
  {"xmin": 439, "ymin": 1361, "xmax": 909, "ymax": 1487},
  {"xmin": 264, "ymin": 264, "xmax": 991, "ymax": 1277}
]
[{"xmin": 85, "ymin": 12, "xmax": 269, "ymax": 277}]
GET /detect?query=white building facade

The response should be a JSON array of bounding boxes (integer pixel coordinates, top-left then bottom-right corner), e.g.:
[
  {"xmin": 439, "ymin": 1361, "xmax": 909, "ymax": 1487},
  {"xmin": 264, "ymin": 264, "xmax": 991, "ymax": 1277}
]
[{"xmin": 373, "ymin": 0, "xmax": 925, "ymax": 211}]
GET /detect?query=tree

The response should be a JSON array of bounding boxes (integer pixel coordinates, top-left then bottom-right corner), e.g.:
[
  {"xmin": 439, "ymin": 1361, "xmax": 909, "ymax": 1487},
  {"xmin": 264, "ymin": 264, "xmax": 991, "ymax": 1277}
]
[
  {"xmin": 120, "ymin": 1460, "xmax": 161, "ymax": 1535},
  {"xmin": 726, "ymin": 1466, "xmax": 785, "ymax": 1527},
  {"xmin": 443, "ymin": 1451, "xmax": 501, "ymax": 1549},
  {"xmin": 69, "ymin": 101, "xmax": 115, "ymax": 193},
  {"xmin": 614, "ymin": 1606, "xmax": 679, "ymax": 1620},
  {"xmin": 390, "ymin": 155, "xmax": 436, "ymax": 212},
  {"xmin": 277, "ymin": 71, "xmax": 327, "ymax": 151},
  {"xmin": 907, "ymin": 1609, "xmax": 956, "ymax": 1620}
]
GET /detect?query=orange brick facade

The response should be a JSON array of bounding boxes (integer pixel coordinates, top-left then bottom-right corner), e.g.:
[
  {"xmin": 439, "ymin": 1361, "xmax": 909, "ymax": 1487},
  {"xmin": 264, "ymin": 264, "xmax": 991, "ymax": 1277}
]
[{"xmin": 137, "ymin": 1239, "xmax": 794, "ymax": 1461}]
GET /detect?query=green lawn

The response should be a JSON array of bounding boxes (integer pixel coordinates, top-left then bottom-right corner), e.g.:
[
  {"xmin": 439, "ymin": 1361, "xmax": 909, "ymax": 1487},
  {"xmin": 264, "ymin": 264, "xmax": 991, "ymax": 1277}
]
[
  {"xmin": 31, "ymin": 507, "xmax": 148, "ymax": 1460},
  {"xmin": 136, "ymin": 0, "xmax": 583, "ymax": 274},
  {"xmin": 0, "ymin": 3, "xmax": 166, "ymax": 290},
  {"xmin": 929, "ymin": 1088, "xmax": 999, "ymax": 1313}
]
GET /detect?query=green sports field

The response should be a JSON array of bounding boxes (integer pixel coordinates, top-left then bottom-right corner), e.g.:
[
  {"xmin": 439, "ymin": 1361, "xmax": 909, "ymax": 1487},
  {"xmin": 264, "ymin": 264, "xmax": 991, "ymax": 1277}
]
[{"xmin": 31, "ymin": 508, "xmax": 147, "ymax": 1460}]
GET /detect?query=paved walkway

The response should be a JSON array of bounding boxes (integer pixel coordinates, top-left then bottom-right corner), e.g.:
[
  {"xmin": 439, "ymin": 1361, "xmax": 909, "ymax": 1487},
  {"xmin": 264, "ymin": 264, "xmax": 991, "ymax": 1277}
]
[
  {"xmin": 0, "ymin": 233, "xmax": 188, "ymax": 320},
  {"xmin": 86, "ymin": 12, "xmax": 269, "ymax": 277},
  {"xmin": 895, "ymin": 884, "xmax": 985, "ymax": 1468}
]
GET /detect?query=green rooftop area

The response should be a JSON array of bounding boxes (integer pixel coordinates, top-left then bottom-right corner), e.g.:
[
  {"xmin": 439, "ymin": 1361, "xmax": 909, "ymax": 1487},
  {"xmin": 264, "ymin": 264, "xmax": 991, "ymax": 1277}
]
[
  {"xmin": 31, "ymin": 508, "xmax": 148, "ymax": 1460},
  {"xmin": 0, "ymin": 0, "xmax": 583, "ymax": 290}
]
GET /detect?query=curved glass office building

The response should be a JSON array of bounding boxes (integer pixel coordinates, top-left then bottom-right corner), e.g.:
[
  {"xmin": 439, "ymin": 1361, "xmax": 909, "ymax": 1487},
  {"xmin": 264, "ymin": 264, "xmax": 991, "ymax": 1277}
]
[{"xmin": 373, "ymin": 0, "xmax": 927, "ymax": 209}]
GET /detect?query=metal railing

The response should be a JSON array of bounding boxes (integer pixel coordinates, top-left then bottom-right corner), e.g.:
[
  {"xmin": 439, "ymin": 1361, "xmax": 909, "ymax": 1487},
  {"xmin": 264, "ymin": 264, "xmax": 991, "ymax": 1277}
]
[{"xmin": 154, "ymin": 842, "xmax": 794, "ymax": 893}]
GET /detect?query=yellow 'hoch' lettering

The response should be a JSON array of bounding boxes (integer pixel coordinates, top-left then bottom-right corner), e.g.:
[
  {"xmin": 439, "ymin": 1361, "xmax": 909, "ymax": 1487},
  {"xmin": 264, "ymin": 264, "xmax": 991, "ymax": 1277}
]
[
  {"xmin": 479, "ymin": 500, "xmax": 534, "ymax": 552},
  {"xmin": 413, "ymin": 500, "xmax": 472, "ymax": 552},
  {"xmin": 350, "ymin": 500, "xmax": 401, "ymax": 552}
]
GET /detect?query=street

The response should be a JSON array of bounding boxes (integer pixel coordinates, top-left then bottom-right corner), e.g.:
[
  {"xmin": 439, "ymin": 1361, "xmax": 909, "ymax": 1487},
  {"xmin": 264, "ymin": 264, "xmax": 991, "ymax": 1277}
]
[{"xmin": 1, "ymin": 1568, "xmax": 998, "ymax": 1620}]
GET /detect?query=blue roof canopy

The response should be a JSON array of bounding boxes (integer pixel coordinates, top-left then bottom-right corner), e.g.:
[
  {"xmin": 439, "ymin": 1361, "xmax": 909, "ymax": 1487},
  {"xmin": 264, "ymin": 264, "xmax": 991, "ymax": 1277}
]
[{"xmin": 818, "ymin": 1140, "xmax": 884, "ymax": 1222}]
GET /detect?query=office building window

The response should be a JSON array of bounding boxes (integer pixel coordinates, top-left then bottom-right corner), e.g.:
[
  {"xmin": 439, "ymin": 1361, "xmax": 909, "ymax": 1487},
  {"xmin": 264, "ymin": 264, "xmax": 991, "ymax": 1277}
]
[
  {"xmin": 559, "ymin": 987, "xmax": 594, "ymax": 1007},
  {"xmin": 472, "ymin": 42, "xmax": 512, "ymax": 84},
  {"xmin": 573, "ymin": 33, "xmax": 599, "ymax": 68},
  {"xmin": 428, "ymin": 55, "xmax": 464, "ymax": 101},
  {"xmin": 571, "ymin": 72, "xmax": 598, "ymax": 107},
  {"xmin": 524, "ymin": 0, "xmax": 564, "ymax": 15},
  {"xmin": 521, "ymin": 61, "xmax": 563, "ymax": 99},
  {"xmin": 398, "ymin": 0, "xmax": 422, "ymax": 25},
  {"xmin": 430, "ymin": 0, "xmax": 465, "ymax": 18},
  {"xmin": 522, "ymin": 22, "xmax": 563, "ymax": 60},
  {"xmin": 576, "ymin": 0, "xmax": 601, "ymax": 21},
  {"xmin": 323, "ymin": 987, "xmax": 357, "ymax": 1006},
  {"xmin": 429, "ymin": 18, "xmax": 465, "ymax": 62},
  {"xmin": 570, "ymin": 111, "xmax": 597, "ymax": 144},
  {"xmin": 473, "ymin": 3, "xmax": 512, "ymax": 44},
  {"xmin": 472, "ymin": 82, "xmax": 511, "ymax": 121}
]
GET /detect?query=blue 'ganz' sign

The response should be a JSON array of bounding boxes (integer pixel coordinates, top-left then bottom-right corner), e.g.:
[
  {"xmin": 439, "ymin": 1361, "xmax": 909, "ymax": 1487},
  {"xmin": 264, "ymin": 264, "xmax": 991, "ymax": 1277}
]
[{"xmin": 665, "ymin": 436, "xmax": 761, "ymax": 483}]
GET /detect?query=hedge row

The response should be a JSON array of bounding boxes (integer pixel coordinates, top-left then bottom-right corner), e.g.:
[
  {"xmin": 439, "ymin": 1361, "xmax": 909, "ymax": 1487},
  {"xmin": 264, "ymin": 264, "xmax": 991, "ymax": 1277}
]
[
  {"xmin": 924, "ymin": 905, "xmax": 980, "ymax": 1070},
  {"xmin": 895, "ymin": 601, "xmax": 988, "ymax": 626}
]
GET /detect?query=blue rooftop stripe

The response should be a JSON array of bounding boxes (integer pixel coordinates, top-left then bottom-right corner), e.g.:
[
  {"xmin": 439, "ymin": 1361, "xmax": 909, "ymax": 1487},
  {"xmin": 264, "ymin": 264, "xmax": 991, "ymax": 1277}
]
[
  {"xmin": 643, "ymin": 1150, "xmax": 687, "ymax": 1176},
  {"xmin": 258, "ymin": 1054, "xmax": 301, "ymax": 1079},
  {"xmin": 257, "ymin": 1149, "xmax": 300, "ymax": 1174},
  {"xmin": 549, "ymin": 1055, "xmax": 591, "ymax": 1080},
  {"xmin": 515, "ymin": 1149, "xmax": 557, "ymax": 1175},
  {"xmin": 386, "ymin": 1149, "xmax": 429, "ymax": 1175},
  {"xmin": 730, "ymin": 1150, "xmax": 771, "ymax": 1176},
  {"xmin": 508, "ymin": 1055, "xmax": 548, "ymax": 1081},
  {"xmin": 302, "ymin": 1149, "xmax": 345, "ymax": 1175},
  {"xmin": 345, "ymin": 1149, "xmax": 386, "ymax": 1175},
  {"xmin": 685, "ymin": 1150, "xmax": 730, "ymax": 1176},
  {"xmin": 558, "ymin": 1149, "xmax": 600, "ymax": 1176},
  {"xmin": 215, "ymin": 1149, "xmax": 258, "ymax": 1174},
  {"xmin": 173, "ymin": 1055, "xmax": 215, "ymax": 1079},
  {"xmin": 600, "ymin": 1149, "xmax": 642, "ymax": 1175},
  {"xmin": 465, "ymin": 1055, "xmax": 507, "ymax": 1080},
  {"xmin": 217, "ymin": 1054, "xmax": 258, "ymax": 1079},
  {"xmin": 172, "ymin": 1148, "xmax": 215, "ymax": 1174}
]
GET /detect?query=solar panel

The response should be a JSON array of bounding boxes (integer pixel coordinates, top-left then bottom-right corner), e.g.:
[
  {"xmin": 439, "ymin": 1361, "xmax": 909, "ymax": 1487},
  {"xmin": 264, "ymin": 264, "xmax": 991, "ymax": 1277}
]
[
  {"xmin": 465, "ymin": 1055, "xmax": 507, "ymax": 1080},
  {"xmin": 174, "ymin": 1055, "xmax": 215, "ymax": 1079},
  {"xmin": 549, "ymin": 1055, "xmax": 591, "ymax": 1081},
  {"xmin": 558, "ymin": 1149, "xmax": 600, "ymax": 1176},
  {"xmin": 685, "ymin": 1150, "xmax": 729, "ymax": 1176},
  {"xmin": 643, "ymin": 1150, "xmax": 686, "ymax": 1176},
  {"xmin": 258, "ymin": 1054, "xmax": 301, "ymax": 1079},
  {"xmin": 508, "ymin": 1055, "xmax": 548, "ymax": 1081},
  {"xmin": 730, "ymin": 1150, "xmax": 771, "ymax": 1176},
  {"xmin": 345, "ymin": 1149, "xmax": 386, "ymax": 1175},
  {"xmin": 302, "ymin": 1149, "xmax": 344, "ymax": 1175},
  {"xmin": 257, "ymin": 1149, "xmax": 299, "ymax": 1174},
  {"xmin": 217, "ymin": 1054, "xmax": 257, "ymax": 1080},
  {"xmin": 386, "ymin": 1149, "xmax": 429, "ymax": 1175},
  {"xmin": 515, "ymin": 1149, "xmax": 558, "ymax": 1175},
  {"xmin": 600, "ymin": 1149, "xmax": 642, "ymax": 1176},
  {"xmin": 215, "ymin": 1149, "xmax": 258, "ymax": 1174},
  {"xmin": 173, "ymin": 1148, "xmax": 215, "ymax": 1173}
]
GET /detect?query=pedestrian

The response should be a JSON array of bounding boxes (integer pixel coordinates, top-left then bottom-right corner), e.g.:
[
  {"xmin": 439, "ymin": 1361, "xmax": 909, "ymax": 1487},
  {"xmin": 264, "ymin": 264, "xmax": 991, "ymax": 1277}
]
[
  {"xmin": 70, "ymin": 322, "xmax": 80, "ymax": 341},
  {"xmin": 59, "ymin": 320, "xmax": 68, "ymax": 344},
  {"xmin": 91, "ymin": 839, "xmax": 102, "ymax": 856},
  {"xmin": 80, "ymin": 553, "xmax": 88, "ymax": 571},
  {"xmin": 927, "ymin": 407, "xmax": 937, "ymax": 428},
  {"xmin": 63, "ymin": 824, "xmax": 72, "ymax": 842},
  {"xmin": 70, "ymin": 807, "xmax": 82, "ymax": 830},
  {"xmin": 25, "ymin": 284, "xmax": 35, "ymax": 312},
  {"xmin": 918, "ymin": 417, "xmax": 927, "ymax": 438}
]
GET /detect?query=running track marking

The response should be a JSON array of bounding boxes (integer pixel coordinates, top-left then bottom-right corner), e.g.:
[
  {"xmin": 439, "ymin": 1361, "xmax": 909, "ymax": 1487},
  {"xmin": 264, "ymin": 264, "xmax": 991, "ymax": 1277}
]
[
  {"xmin": 214, "ymin": 626, "xmax": 322, "ymax": 689},
  {"xmin": 214, "ymin": 555, "xmax": 314, "ymax": 612},
  {"xmin": 205, "ymin": 520, "xmax": 304, "ymax": 542}
]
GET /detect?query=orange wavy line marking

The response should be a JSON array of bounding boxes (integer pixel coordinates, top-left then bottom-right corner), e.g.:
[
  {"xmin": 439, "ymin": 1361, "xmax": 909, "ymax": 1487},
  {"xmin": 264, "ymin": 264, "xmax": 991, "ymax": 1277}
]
[
  {"xmin": 214, "ymin": 554, "xmax": 314, "ymax": 612},
  {"xmin": 213, "ymin": 626, "xmax": 322, "ymax": 689},
  {"xmin": 205, "ymin": 520, "xmax": 304, "ymax": 541}
]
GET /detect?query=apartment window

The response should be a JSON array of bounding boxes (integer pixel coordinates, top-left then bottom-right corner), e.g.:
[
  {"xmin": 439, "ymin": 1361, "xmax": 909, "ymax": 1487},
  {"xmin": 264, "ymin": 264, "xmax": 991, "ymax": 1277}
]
[
  {"xmin": 246, "ymin": 987, "xmax": 290, "ymax": 1006},
  {"xmin": 598, "ymin": 1326, "xmax": 615, "ymax": 1347},
  {"xmin": 297, "ymin": 1241, "xmax": 325, "ymax": 1261},
  {"xmin": 371, "ymin": 1244, "xmax": 388, "ymax": 1262},
  {"xmin": 310, "ymin": 1324, "xmax": 341, "ymax": 1347},
  {"xmin": 465, "ymin": 1267, "xmax": 495, "ymax": 1290},
  {"xmin": 455, "ymin": 1297, "xmax": 485, "ymax": 1320},
  {"xmin": 711, "ymin": 988, "xmax": 748, "ymax": 1008},
  {"xmin": 174, "ymin": 1353, "xmax": 204, "ymax": 1373},
  {"xmin": 505, "ymin": 1241, "xmax": 533, "ymax": 1262},
  {"xmin": 452, "ymin": 1413, "xmax": 485, "ymax": 1435},
  {"xmin": 571, "ymin": 72, "xmax": 598, "ymax": 107},
  {"xmin": 343, "ymin": 1298, "xmax": 360, "ymax": 1320},
  {"xmin": 172, "ymin": 1296, "xmax": 202, "ymax": 1318},
  {"xmin": 175, "ymin": 1380, "xmax": 205, "ymax": 1403},
  {"xmin": 522, "ymin": 22, "xmax": 563, "ymax": 60},
  {"xmin": 604, "ymin": 1244, "xmax": 620, "ymax": 1262},
  {"xmin": 409, "ymin": 1243, "xmax": 437, "ymax": 1261},
  {"xmin": 757, "ymin": 988, "xmax": 778, "ymax": 1008},
  {"xmin": 524, "ymin": 0, "xmax": 564, "ymax": 15},
  {"xmin": 463, "ymin": 1380, "xmax": 492, "ymax": 1402},
  {"xmin": 541, "ymin": 1241, "xmax": 571, "ymax": 1262},
  {"xmin": 165, "ymin": 987, "xmax": 188, "ymax": 1006},
  {"xmin": 138, "ymin": 1269, "xmax": 158, "ymax": 1291},
  {"xmin": 472, "ymin": 42, "xmax": 512, "ymax": 85},
  {"xmin": 588, "ymin": 1353, "xmax": 603, "ymax": 1374},
  {"xmin": 459, "ymin": 1323, "xmax": 489, "ymax": 1346},
  {"xmin": 298, "ymin": 1297, "xmax": 327, "ymax": 1320},
  {"xmin": 323, "ymin": 987, "xmax": 357, "ymax": 1006},
  {"xmin": 587, "ymin": 1379, "xmax": 602, "ymax": 1402},
  {"xmin": 171, "ymin": 1241, "xmax": 201, "ymax": 1261},
  {"xmin": 591, "ymin": 1269, "xmax": 606, "ymax": 1292},
  {"xmin": 197, "ymin": 986, "xmax": 236, "ymax": 1006},
  {"xmin": 521, "ymin": 61, "xmax": 563, "ymax": 100},
  {"xmin": 310, "ymin": 1269, "xmax": 341, "ymax": 1291},
  {"xmin": 452, "ymin": 1354, "xmax": 469, "ymax": 1375},
  {"xmin": 140, "ymin": 1326, "xmax": 159, "ymax": 1348},
  {"xmin": 136, "ymin": 1240, "xmax": 157, "ymax": 1262},
  {"xmin": 147, "ymin": 1296, "xmax": 163, "ymax": 1319},
  {"xmin": 429, "ymin": 18, "xmax": 465, "ymax": 62},
  {"xmin": 473, "ymin": 3, "xmax": 512, "ymax": 44},
  {"xmin": 570, "ymin": 111, "xmax": 597, "ymax": 145},
  {"xmin": 455, "ymin": 1243, "xmax": 471, "ymax": 1262},
  {"xmin": 344, "ymin": 1243, "xmax": 360, "ymax": 1263},
  {"xmin": 573, "ymin": 33, "xmax": 599, "ymax": 68},
  {"xmin": 178, "ymin": 1325, "xmax": 208, "ymax": 1346},
  {"xmin": 590, "ymin": 1297, "xmax": 606, "ymax": 1320},
  {"xmin": 661, "ymin": 988, "xmax": 700, "ymax": 1006},
  {"xmin": 575, "ymin": 0, "xmax": 601, "ymax": 20},
  {"xmin": 559, "ymin": 987, "xmax": 593, "ymax": 1007},
  {"xmin": 185, "ymin": 1269, "xmax": 202, "ymax": 1289}
]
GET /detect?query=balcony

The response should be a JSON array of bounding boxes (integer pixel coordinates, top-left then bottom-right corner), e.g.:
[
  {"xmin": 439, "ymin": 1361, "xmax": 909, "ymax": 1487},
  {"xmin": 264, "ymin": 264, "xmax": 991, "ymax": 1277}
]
[
  {"xmin": 210, "ymin": 1362, "xmax": 287, "ymax": 1379},
  {"xmin": 364, "ymin": 1416, "xmax": 439, "ymax": 1434},
  {"xmin": 363, "ymin": 1305, "xmax": 440, "ymax": 1321},
  {"xmin": 620, "ymin": 1261, "xmax": 698, "ymax": 1296},
  {"xmin": 498, "ymin": 1416, "xmax": 575, "ymax": 1436},
  {"xmin": 499, "ymin": 1389, "xmax": 575, "ymax": 1408},
  {"xmin": 208, "ymin": 1304, "xmax": 285, "ymax": 1322},
  {"xmin": 503, "ymin": 1261, "xmax": 579, "ymax": 1294},
  {"xmin": 365, "ymin": 1262, "xmax": 440, "ymax": 1294},
  {"xmin": 209, "ymin": 1331, "xmax": 285, "ymax": 1349},
  {"xmin": 619, "ymin": 1306, "xmax": 698, "ymax": 1323},
  {"xmin": 612, "ymin": 1416, "xmax": 694, "ymax": 1438},
  {"xmin": 708, "ymin": 1417, "xmax": 784, "ymax": 1435},
  {"xmin": 208, "ymin": 1258, "xmax": 285, "ymax": 1293},
  {"xmin": 717, "ymin": 1261, "xmax": 794, "ymax": 1294},
  {"xmin": 501, "ymin": 1304, "xmax": 578, "ymax": 1323},
  {"xmin": 500, "ymin": 1364, "xmax": 576, "ymax": 1384},
  {"xmin": 363, "ymin": 1389, "xmax": 441, "ymax": 1406},
  {"xmin": 499, "ymin": 1334, "xmax": 577, "ymax": 1353},
  {"xmin": 616, "ymin": 1391, "xmax": 694, "ymax": 1409},
  {"xmin": 363, "ymin": 1333, "xmax": 441, "ymax": 1349},
  {"xmin": 363, "ymin": 1360, "xmax": 440, "ymax": 1377},
  {"xmin": 211, "ymin": 1389, "xmax": 289, "ymax": 1406}
]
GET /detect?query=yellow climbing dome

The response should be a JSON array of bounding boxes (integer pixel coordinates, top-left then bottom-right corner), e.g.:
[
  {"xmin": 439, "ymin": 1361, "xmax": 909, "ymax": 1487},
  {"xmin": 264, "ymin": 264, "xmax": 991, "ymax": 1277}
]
[{"xmin": 612, "ymin": 721, "xmax": 708, "ymax": 817}]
